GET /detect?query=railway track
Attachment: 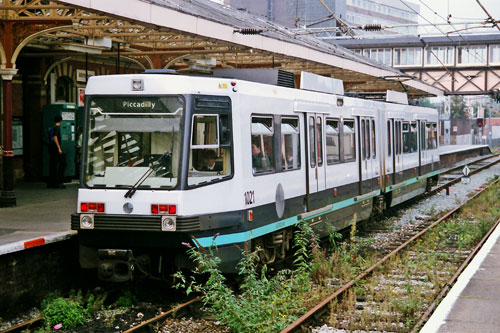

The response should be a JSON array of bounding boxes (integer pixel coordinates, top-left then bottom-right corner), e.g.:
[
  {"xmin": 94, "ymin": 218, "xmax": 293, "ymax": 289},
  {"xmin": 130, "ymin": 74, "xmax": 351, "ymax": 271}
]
[
  {"xmin": 124, "ymin": 297, "xmax": 201, "ymax": 332},
  {"xmin": 0, "ymin": 298, "xmax": 201, "ymax": 333},
  {"xmin": 282, "ymin": 170, "xmax": 500, "ymax": 332},
  {"xmin": 434, "ymin": 154, "xmax": 500, "ymax": 191}
]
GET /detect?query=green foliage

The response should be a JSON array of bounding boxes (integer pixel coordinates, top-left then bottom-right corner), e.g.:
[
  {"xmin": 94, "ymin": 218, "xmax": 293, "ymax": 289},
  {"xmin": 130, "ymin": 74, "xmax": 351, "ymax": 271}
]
[
  {"xmin": 350, "ymin": 213, "xmax": 358, "ymax": 240},
  {"xmin": 86, "ymin": 291, "xmax": 108, "ymax": 315},
  {"xmin": 40, "ymin": 289, "xmax": 107, "ymax": 330},
  {"xmin": 417, "ymin": 98, "xmax": 438, "ymax": 109},
  {"xmin": 115, "ymin": 290, "xmax": 136, "ymax": 309},
  {"xmin": 42, "ymin": 297, "xmax": 87, "ymax": 329},
  {"xmin": 174, "ymin": 234, "xmax": 312, "ymax": 332},
  {"xmin": 450, "ymin": 95, "xmax": 468, "ymax": 119},
  {"xmin": 325, "ymin": 223, "xmax": 343, "ymax": 251},
  {"xmin": 293, "ymin": 221, "xmax": 315, "ymax": 276}
]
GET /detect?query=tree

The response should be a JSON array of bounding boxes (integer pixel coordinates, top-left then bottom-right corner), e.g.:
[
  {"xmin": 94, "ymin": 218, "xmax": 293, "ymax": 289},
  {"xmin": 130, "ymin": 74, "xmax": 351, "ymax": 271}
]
[
  {"xmin": 450, "ymin": 95, "xmax": 468, "ymax": 119},
  {"xmin": 418, "ymin": 98, "xmax": 438, "ymax": 109}
]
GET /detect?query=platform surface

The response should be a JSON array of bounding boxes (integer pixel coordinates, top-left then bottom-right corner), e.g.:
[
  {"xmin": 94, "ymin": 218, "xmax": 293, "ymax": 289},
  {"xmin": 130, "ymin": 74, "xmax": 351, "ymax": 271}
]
[
  {"xmin": 421, "ymin": 220, "xmax": 500, "ymax": 332},
  {"xmin": 438, "ymin": 144, "xmax": 490, "ymax": 155},
  {"xmin": 0, "ymin": 181, "xmax": 77, "ymax": 255}
]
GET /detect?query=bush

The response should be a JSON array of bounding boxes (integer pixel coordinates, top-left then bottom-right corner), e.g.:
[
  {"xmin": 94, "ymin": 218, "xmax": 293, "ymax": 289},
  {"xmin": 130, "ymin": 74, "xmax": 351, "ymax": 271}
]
[{"xmin": 42, "ymin": 297, "xmax": 87, "ymax": 329}]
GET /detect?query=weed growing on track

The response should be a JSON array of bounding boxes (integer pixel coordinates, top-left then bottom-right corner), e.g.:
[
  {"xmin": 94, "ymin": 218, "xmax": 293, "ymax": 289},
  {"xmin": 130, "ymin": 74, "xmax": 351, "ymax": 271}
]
[
  {"xmin": 328, "ymin": 180, "xmax": 500, "ymax": 331},
  {"xmin": 174, "ymin": 215, "xmax": 380, "ymax": 332},
  {"xmin": 174, "ymin": 236, "xmax": 310, "ymax": 332},
  {"xmin": 42, "ymin": 297, "xmax": 87, "ymax": 330},
  {"xmin": 38, "ymin": 289, "xmax": 108, "ymax": 331}
]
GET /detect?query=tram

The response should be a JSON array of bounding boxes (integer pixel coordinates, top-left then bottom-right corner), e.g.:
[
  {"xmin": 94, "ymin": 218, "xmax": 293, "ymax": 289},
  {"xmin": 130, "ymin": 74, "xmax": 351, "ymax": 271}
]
[{"xmin": 72, "ymin": 70, "xmax": 439, "ymax": 281}]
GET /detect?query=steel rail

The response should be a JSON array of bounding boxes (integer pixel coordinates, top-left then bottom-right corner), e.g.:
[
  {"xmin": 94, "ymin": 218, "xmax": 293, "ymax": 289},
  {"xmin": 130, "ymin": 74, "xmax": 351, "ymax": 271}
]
[
  {"xmin": 281, "ymin": 176, "xmax": 500, "ymax": 332},
  {"xmin": 0, "ymin": 316, "xmax": 43, "ymax": 333},
  {"xmin": 123, "ymin": 297, "xmax": 200, "ymax": 333}
]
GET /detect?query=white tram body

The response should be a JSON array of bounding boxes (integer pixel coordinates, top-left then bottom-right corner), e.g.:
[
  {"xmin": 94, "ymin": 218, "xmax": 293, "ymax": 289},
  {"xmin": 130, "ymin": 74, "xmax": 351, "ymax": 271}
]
[{"xmin": 73, "ymin": 71, "xmax": 439, "ymax": 281}]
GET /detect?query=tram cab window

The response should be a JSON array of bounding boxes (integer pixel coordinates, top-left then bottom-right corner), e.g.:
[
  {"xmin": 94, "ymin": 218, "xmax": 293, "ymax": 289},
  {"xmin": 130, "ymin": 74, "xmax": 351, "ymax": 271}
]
[
  {"xmin": 343, "ymin": 120, "xmax": 356, "ymax": 162},
  {"xmin": 281, "ymin": 117, "xmax": 300, "ymax": 170},
  {"xmin": 251, "ymin": 116, "xmax": 274, "ymax": 174},
  {"xmin": 84, "ymin": 96, "xmax": 183, "ymax": 189},
  {"xmin": 188, "ymin": 114, "xmax": 232, "ymax": 186},
  {"xmin": 326, "ymin": 119, "xmax": 340, "ymax": 164}
]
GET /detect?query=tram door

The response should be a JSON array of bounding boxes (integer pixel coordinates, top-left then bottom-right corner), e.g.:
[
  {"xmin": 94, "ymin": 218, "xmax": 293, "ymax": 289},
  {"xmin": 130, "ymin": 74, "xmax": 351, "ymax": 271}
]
[
  {"xmin": 393, "ymin": 119, "xmax": 404, "ymax": 184},
  {"xmin": 306, "ymin": 114, "xmax": 326, "ymax": 194},
  {"xmin": 418, "ymin": 120, "xmax": 429, "ymax": 175},
  {"xmin": 359, "ymin": 117, "xmax": 375, "ymax": 194},
  {"xmin": 385, "ymin": 119, "xmax": 394, "ymax": 185}
]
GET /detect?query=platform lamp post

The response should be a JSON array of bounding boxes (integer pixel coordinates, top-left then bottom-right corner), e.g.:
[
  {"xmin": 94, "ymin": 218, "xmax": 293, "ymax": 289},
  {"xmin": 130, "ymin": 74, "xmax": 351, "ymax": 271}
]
[{"xmin": 0, "ymin": 68, "xmax": 18, "ymax": 207}]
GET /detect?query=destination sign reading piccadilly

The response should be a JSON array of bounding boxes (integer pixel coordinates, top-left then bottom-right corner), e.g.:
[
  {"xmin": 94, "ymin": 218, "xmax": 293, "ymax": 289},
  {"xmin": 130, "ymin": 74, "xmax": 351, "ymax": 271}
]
[{"xmin": 122, "ymin": 101, "xmax": 156, "ymax": 109}]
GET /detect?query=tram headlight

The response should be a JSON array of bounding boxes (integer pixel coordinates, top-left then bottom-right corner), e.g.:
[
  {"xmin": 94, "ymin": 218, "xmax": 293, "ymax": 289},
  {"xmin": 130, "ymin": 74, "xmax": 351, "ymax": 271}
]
[
  {"xmin": 161, "ymin": 216, "xmax": 176, "ymax": 231},
  {"xmin": 80, "ymin": 214, "xmax": 94, "ymax": 229}
]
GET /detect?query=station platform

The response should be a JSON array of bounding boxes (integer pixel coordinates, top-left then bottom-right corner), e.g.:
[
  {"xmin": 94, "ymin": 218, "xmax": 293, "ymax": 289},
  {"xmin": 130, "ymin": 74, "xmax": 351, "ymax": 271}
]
[
  {"xmin": 421, "ymin": 219, "xmax": 500, "ymax": 332},
  {"xmin": 438, "ymin": 144, "xmax": 491, "ymax": 169},
  {"xmin": 0, "ymin": 181, "xmax": 77, "ymax": 256}
]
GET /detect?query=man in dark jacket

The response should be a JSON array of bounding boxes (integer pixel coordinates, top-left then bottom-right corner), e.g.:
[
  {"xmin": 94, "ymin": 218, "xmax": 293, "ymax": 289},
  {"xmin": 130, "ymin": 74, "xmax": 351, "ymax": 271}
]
[{"xmin": 48, "ymin": 114, "xmax": 66, "ymax": 188}]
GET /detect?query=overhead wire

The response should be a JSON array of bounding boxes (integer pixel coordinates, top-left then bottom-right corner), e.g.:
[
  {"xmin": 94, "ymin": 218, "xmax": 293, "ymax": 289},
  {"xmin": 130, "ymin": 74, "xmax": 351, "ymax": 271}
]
[
  {"xmin": 396, "ymin": 0, "xmax": 459, "ymax": 81},
  {"xmin": 397, "ymin": 0, "xmax": 500, "ymax": 82},
  {"xmin": 417, "ymin": 0, "xmax": 489, "ymax": 66},
  {"xmin": 475, "ymin": 0, "xmax": 500, "ymax": 31}
]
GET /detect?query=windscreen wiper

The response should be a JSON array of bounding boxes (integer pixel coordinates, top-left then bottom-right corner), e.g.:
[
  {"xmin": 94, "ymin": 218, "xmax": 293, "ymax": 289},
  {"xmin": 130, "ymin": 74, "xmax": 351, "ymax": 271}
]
[
  {"xmin": 124, "ymin": 126, "xmax": 175, "ymax": 198},
  {"xmin": 124, "ymin": 150, "xmax": 171, "ymax": 198}
]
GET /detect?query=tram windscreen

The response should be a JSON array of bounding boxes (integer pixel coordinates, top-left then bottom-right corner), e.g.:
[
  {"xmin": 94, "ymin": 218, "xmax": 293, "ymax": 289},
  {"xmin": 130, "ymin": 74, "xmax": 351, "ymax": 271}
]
[{"xmin": 83, "ymin": 96, "xmax": 184, "ymax": 189}]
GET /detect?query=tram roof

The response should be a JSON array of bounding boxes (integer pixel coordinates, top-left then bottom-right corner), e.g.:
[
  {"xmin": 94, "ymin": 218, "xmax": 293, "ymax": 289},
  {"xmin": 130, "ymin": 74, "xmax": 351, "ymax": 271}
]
[{"xmin": 3, "ymin": 0, "xmax": 443, "ymax": 97}]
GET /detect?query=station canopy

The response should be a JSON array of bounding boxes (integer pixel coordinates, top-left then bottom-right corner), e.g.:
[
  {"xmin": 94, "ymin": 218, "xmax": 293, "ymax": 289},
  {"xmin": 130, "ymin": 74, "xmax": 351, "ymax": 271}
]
[{"xmin": 1, "ymin": 0, "xmax": 443, "ymax": 97}]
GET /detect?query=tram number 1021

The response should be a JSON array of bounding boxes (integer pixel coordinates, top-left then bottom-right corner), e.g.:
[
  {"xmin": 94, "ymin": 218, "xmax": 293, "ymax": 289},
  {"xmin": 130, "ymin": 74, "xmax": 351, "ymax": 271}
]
[{"xmin": 244, "ymin": 190, "xmax": 255, "ymax": 205}]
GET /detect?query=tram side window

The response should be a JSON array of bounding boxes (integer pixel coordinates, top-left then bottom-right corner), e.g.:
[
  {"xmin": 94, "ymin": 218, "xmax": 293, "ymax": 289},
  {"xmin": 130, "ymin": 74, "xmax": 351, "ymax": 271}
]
[
  {"xmin": 396, "ymin": 121, "xmax": 402, "ymax": 155},
  {"xmin": 402, "ymin": 122, "xmax": 410, "ymax": 153},
  {"xmin": 371, "ymin": 119, "xmax": 376, "ymax": 158},
  {"xmin": 281, "ymin": 117, "xmax": 300, "ymax": 170},
  {"xmin": 403, "ymin": 122, "xmax": 418, "ymax": 153},
  {"xmin": 361, "ymin": 120, "xmax": 366, "ymax": 160},
  {"xmin": 410, "ymin": 123, "xmax": 418, "ymax": 152},
  {"xmin": 420, "ymin": 123, "xmax": 426, "ymax": 151},
  {"xmin": 387, "ymin": 120, "xmax": 392, "ymax": 157},
  {"xmin": 309, "ymin": 117, "xmax": 316, "ymax": 168},
  {"xmin": 251, "ymin": 116, "xmax": 274, "ymax": 174},
  {"xmin": 365, "ymin": 120, "xmax": 370, "ymax": 159},
  {"xmin": 431, "ymin": 123, "xmax": 438, "ymax": 149},
  {"xmin": 188, "ymin": 114, "xmax": 232, "ymax": 186},
  {"xmin": 343, "ymin": 120, "xmax": 356, "ymax": 162},
  {"xmin": 326, "ymin": 119, "xmax": 340, "ymax": 164},
  {"xmin": 425, "ymin": 123, "xmax": 431, "ymax": 150},
  {"xmin": 316, "ymin": 117, "xmax": 324, "ymax": 167}
]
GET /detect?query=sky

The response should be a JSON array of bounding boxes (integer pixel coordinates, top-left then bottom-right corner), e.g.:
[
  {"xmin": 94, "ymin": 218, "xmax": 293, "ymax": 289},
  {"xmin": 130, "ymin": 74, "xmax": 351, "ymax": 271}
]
[{"xmin": 406, "ymin": 0, "xmax": 500, "ymax": 35}]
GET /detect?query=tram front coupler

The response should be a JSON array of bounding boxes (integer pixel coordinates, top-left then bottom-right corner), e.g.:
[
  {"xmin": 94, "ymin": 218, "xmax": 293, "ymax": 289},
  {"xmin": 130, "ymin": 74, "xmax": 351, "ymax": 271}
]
[{"xmin": 97, "ymin": 249, "xmax": 134, "ymax": 282}]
